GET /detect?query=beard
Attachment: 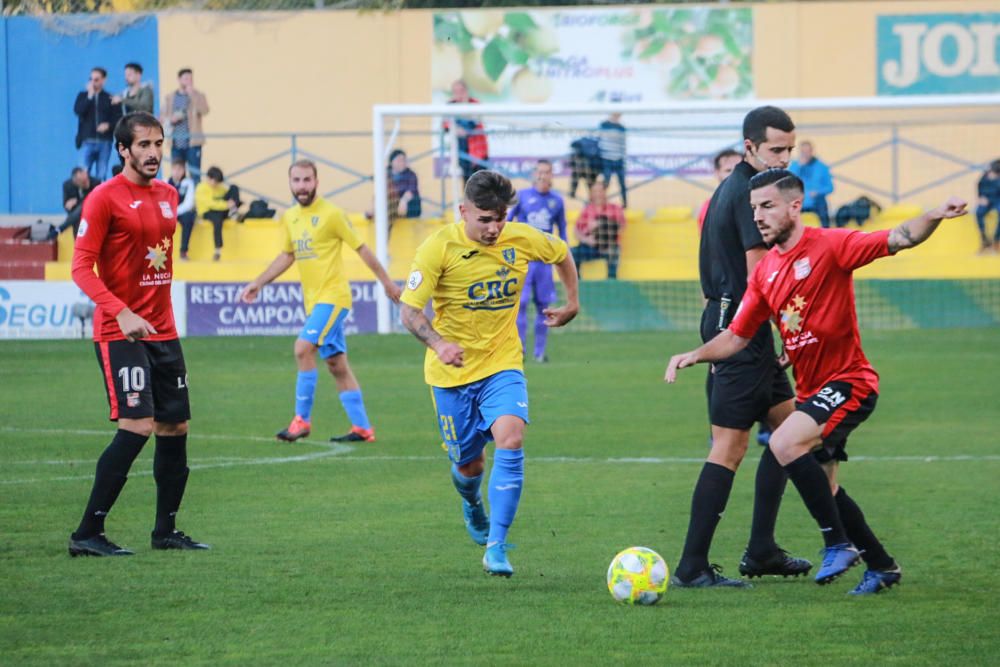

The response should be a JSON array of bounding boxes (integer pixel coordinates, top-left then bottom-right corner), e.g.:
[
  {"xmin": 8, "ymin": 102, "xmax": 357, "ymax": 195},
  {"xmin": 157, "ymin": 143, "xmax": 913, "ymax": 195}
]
[{"xmin": 295, "ymin": 188, "xmax": 317, "ymax": 206}]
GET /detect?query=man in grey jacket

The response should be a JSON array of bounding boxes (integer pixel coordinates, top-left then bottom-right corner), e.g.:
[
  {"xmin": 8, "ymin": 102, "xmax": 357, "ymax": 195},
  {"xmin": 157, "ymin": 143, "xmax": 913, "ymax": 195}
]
[{"xmin": 112, "ymin": 63, "xmax": 154, "ymax": 115}]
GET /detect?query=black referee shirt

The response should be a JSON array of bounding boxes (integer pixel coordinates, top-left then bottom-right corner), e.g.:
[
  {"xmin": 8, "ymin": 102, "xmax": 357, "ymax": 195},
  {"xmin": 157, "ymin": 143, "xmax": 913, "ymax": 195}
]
[{"xmin": 699, "ymin": 160, "xmax": 766, "ymax": 304}]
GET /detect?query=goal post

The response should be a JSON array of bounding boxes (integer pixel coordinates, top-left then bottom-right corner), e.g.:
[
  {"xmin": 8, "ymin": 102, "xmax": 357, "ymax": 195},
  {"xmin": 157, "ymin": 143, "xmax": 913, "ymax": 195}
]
[{"xmin": 371, "ymin": 94, "xmax": 1000, "ymax": 334}]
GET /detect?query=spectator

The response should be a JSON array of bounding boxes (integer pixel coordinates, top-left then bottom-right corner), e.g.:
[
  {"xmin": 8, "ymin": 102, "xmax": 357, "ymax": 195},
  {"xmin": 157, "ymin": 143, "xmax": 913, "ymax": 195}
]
[
  {"xmin": 389, "ymin": 149, "xmax": 422, "ymax": 219},
  {"xmin": 697, "ymin": 148, "xmax": 743, "ymax": 233},
  {"xmin": 569, "ymin": 135, "xmax": 601, "ymax": 199},
  {"xmin": 53, "ymin": 167, "xmax": 100, "ymax": 240},
  {"xmin": 975, "ymin": 158, "xmax": 1000, "ymax": 254},
  {"xmin": 446, "ymin": 79, "xmax": 489, "ymax": 183},
  {"xmin": 195, "ymin": 166, "xmax": 241, "ymax": 261},
  {"xmin": 571, "ymin": 180, "xmax": 625, "ymax": 279},
  {"xmin": 789, "ymin": 140, "xmax": 834, "ymax": 227},
  {"xmin": 598, "ymin": 112, "xmax": 627, "ymax": 208},
  {"xmin": 73, "ymin": 67, "xmax": 119, "ymax": 180},
  {"xmin": 112, "ymin": 62, "xmax": 154, "ymax": 115},
  {"xmin": 169, "ymin": 161, "xmax": 197, "ymax": 260},
  {"xmin": 163, "ymin": 68, "xmax": 209, "ymax": 183}
]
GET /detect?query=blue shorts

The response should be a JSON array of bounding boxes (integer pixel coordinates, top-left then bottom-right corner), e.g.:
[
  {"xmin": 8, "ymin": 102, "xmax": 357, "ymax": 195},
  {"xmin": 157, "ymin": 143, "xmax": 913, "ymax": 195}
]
[
  {"xmin": 432, "ymin": 370, "xmax": 529, "ymax": 465},
  {"xmin": 300, "ymin": 304, "xmax": 349, "ymax": 359}
]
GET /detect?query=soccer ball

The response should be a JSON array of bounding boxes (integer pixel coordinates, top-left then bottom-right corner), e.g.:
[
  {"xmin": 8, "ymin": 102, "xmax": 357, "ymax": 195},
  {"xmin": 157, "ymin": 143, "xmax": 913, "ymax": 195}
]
[{"xmin": 607, "ymin": 547, "xmax": 669, "ymax": 605}]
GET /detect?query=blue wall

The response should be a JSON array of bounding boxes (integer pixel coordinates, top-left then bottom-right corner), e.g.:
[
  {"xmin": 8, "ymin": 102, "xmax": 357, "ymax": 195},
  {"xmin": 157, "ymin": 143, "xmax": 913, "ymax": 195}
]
[
  {"xmin": 0, "ymin": 22, "xmax": 10, "ymax": 214},
  {"xmin": 3, "ymin": 15, "xmax": 159, "ymax": 214}
]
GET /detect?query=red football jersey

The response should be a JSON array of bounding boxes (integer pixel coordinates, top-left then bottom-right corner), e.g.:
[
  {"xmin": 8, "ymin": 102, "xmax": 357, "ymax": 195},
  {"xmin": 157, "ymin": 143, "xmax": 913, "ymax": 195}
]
[
  {"xmin": 729, "ymin": 226, "xmax": 894, "ymax": 400},
  {"xmin": 72, "ymin": 174, "xmax": 180, "ymax": 342}
]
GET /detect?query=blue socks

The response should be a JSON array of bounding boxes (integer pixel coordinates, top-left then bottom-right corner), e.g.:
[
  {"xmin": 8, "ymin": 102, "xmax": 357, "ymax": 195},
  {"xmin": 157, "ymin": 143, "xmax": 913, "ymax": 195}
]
[
  {"xmin": 451, "ymin": 464, "xmax": 483, "ymax": 505},
  {"xmin": 487, "ymin": 448, "xmax": 524, "ymax": 546},
  {"xmin": 295, "ymin": 369, "xmax": 318, "ymax": 420},
  {"xmin": 339, "ymin": 390, "xmax": 371, "ymax": 430}
]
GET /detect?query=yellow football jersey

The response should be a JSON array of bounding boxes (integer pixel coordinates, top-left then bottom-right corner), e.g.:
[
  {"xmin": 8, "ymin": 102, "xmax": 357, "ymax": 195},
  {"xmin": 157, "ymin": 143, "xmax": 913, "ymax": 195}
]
[
  {"xmin": 401, "ymin": 221, "xmax": 568, "ymax": 388},
  {"xmin": 281, "ymin": 198, "xmax": 363, "ymax": 313}
]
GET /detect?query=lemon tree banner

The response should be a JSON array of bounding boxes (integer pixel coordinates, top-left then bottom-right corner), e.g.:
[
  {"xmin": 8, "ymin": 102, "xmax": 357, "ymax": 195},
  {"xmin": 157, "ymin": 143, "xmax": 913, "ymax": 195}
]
[
  {"xmin": 431, "ymin": 7, "xmax": 752, "ymax": 171},
  {"xmin": 431, "ymin": 7, "xmax": 753, "ymax": 106}
]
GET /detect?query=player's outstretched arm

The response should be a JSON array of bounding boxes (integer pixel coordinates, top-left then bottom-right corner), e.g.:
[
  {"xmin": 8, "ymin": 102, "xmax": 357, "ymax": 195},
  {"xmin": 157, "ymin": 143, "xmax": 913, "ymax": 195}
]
[
  {"xmin": 240, "ymin": 252, "xmax": 295, "ymax": 303},
  {"xmin": 664, "ymin": 329, "xmax": 751, "ymax": 383},
  {"xmin": 356, "ymin": 244, "xmax": 402, "ymax": 304},
  {"xmin": 543, "ymin": 252, "xmax": 580, "ymax": 327},
  {"xmin": 887, "ymin": 196, "xmax": 967, "ymax": 253},
  {"xmin": 400, "ymin": 303, "xmax": 464, "ymax": 367}
]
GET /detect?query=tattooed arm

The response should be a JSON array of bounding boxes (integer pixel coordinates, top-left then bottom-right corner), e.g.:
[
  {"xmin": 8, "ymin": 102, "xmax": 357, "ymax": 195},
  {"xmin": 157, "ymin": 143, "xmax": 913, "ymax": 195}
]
[
  {"xmin": 887, "ymin": 197, "xmax": 968, "ymax": 253},
  {"xmin": 400, "ymin": 304, "xmax": 464, "ymax": 367}
]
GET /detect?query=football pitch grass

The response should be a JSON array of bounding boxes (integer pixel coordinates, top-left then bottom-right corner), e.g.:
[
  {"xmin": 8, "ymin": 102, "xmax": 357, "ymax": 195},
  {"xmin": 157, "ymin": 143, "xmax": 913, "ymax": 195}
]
[{"xmin": 2, "ymin": 329, "xmax": 998, "ymax": 666}]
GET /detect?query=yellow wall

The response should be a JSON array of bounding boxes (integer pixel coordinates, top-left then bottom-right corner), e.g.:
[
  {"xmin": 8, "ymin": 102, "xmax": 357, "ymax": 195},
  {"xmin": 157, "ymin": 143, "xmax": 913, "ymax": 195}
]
[{"xmin": 156, "ymin": 3, "xmax": 999, "ymax": 216}]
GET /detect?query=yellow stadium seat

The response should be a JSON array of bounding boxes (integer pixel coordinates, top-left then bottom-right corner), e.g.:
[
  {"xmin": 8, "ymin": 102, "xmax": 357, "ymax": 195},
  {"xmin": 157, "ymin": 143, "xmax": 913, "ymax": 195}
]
[
  {"xmin": 802, "ymin": 212, "xmax": 822, "ymax": 228},
  {"xmin": 652, "ymin": 206, "xmax": 693, "ymax": 223},
  {"xmin": 624, "ymin": 209, "xmax": 645, "ymax": 225},
  {"xmin": 578, "ymin": 258, "xmax": 607, "ymax": 280}
]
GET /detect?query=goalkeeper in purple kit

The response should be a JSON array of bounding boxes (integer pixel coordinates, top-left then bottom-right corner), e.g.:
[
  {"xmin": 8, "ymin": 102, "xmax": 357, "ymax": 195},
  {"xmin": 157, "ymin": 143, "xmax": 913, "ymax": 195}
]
[{"xmin": 507, "ymin": 160, "xmax": 567, "ymax": 362}]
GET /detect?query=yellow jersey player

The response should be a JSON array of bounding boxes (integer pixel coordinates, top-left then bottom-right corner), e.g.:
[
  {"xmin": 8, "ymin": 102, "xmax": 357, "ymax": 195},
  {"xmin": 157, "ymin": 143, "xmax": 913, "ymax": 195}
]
[
  {"xmin": 242, "ymin": 160, "xmax": 401, "ymax": 443},
  {"xmin": 400, "ymin": 171, "xmax": 579, "ymax": 577}
]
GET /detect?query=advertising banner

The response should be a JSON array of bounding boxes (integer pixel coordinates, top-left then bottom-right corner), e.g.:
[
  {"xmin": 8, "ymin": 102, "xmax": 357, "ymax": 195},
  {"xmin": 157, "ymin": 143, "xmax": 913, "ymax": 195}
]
[
  {"xmin": 431, "ymin": 7, "xmax": 752, "ymax": 165},
  {"xmin": 185, "ymin": 282, "xmax": 382, "ymax": 337},
  {"xmin": 0, "ymin": 281, "xmax": 186, "ymax": 340},
  {"xmin": 878, "ymin": 13, "xmax": 1000, "ymax": 95}
]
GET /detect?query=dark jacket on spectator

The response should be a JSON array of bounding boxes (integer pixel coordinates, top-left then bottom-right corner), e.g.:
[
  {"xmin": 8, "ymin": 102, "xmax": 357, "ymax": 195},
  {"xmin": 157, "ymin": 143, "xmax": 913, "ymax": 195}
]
[{"xmin": 73, "ymin": 90, "xmax": 119, "ymax": 149}]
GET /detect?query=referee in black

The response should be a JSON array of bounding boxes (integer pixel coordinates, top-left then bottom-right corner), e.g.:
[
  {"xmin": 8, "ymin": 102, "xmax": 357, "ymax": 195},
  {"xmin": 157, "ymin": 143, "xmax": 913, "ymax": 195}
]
[{"xmin": 671, "ymin": 106, "xmax": 811, "ymax": 587}]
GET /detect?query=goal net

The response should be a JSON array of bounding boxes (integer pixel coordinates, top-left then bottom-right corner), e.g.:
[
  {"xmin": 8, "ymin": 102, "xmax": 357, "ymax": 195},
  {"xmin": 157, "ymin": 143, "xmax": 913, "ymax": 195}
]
[{"xmin": 370, "ymin": 95, "xmax": 1000, "ymax": 334}]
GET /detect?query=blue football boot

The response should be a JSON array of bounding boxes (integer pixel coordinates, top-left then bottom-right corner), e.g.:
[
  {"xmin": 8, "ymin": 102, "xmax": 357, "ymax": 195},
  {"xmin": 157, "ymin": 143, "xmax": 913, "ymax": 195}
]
[
  {"xmin": 483, "ymin": 542, "xmax": 514, "ymax": 577},
  {"xmin": 815, "ymin": 543, "xmax": 861, "ymax": 584},
  {"xmin": 463, "ymin": 500, "xmax": 489, "ymax": 546},
  {"xmin": 849, "ymin": 564, "xmax": 902, "ymax": 595}
]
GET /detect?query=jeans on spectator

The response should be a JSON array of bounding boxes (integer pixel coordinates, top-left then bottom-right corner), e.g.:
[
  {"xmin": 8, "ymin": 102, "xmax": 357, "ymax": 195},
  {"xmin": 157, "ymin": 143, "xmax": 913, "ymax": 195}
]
[
  {"xmin": 976, "ymin": 201, "xmax": 1000, "ymax": 244},
  {"xmin": 571, "ymin": 243, "xmax": 619, "ymax": 279},
  {"xmin": 78, "ymin": 140, "xmax": 111, "ymax": 181},
  {"xmin": 803, "ymin": 195, "xmax": 831, "ymax": 228},
  {"xmin": 171, "ymin": 145, "xmax": 203, "ymax": 183},
  {"xmin": 177, "ymin": 210, "xmax": 197, "ymax": 254},
  {"xmin": 601, "ymin": 158, "xmax": 627, "ymax": 208}
]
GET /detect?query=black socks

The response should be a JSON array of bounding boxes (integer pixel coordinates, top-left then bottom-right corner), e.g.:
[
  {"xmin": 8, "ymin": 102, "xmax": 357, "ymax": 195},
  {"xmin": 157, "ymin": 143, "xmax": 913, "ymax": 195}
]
[
  {"xmin": 784, "ymin": 453, "xmax": 849, "ymax": 547},
  {"xmin": 835, "ymin": 486, "xmax": 894, "ymax": 570},
  {"xmin": 152, "ymin": 434, "xmax": 189, "ymax": 538},
  {"xmin": 73, "ymin": 429, "xmax": 148, "ymax": 539},
  {"xmin": 675, "ymin": 462, "xmax": 735, "ymax": 580},
  {"xmin": 746, "ymin": 446, "xmax": 787, "ymax": 558}
]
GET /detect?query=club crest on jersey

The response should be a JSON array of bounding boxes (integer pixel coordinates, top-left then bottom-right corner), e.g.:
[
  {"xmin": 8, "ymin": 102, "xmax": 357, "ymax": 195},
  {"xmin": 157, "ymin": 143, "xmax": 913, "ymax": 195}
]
[
  {"xmin": 126, "ymin": 392, "xmax": 140, "ymax": 407},
  {"xmin": 158, "ymin": 201, "xmax": 174, "ymax": 219},
  {"xmin": 793, "ymin": 257, "xmax": 812, "ymax": 280},
  {"xmin": 311, "ymin": 216, "xmax": 320, "ymax": 227},
  {"xmin": 502, "ymin": 248, "xmax": 516, "ymax": 265}
]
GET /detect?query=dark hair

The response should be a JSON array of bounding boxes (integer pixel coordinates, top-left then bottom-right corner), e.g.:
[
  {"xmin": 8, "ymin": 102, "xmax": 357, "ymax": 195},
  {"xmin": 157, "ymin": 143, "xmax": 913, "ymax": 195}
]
[
  {"xmin": 91, "ymin": 67, "xmax": 107, "ymax": 78},
  {"xmin": 113, "ymin": 112, "xmax": 164, "ymax": 162},
  {"xmin": 743, "ymin": 106, "xmax": 795, "ymax": 146},
  {"xmin": 125, "ymin": 62, "xmax": 143, "ymax": 74},
  {"xmin": 536, "ymin": 159, "xmax": 552, "ymax": 169},
  {"xmin": 388, "ymin": 149, "xmax": 406, "ymax": 163},
  {"xmin": 71, "ymin": 166, "xmax": 86, "ymax": 177},
  {"xmin": 111, "ymin": 164, "xmax": 123, "ymax": 176},
  {"xmin": 206, "ymin": 166, "xmax": 224, "ymax": 182},
  {"xmin": 991, "ymin": 159, "xmax": 1000, "ymax": 173},
  {"xmin": 178, "ymin": 68, "xmax": 193, "ymax": 78},
  {"xmin": 288, "ymin": 159, "xmax": 317, "ymax": 177},
  {"xmin": 713, "ymin": 148, "xmax": 741, "ymax": 170},
  {"xmin": 748, "ymin": 168, "xmax": 804, "ymax": 195},
  {"xmin": 464, "ymin": 170, "xmax": 516, "ymax": 213}
]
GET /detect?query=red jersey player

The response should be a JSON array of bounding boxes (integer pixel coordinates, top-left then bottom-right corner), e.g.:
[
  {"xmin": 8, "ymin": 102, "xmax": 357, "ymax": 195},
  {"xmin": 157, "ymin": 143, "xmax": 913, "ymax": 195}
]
[
  {"xmin": 666, "ymin": 168, "xmax": 966, "ymax": 594},
  {"xmin": 68, "ymin": 111, "xmax": 208, "ymax": 557}
]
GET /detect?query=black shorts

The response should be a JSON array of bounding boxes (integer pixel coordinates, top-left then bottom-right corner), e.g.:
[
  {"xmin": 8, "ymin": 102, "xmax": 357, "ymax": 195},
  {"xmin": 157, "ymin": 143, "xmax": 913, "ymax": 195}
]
[
  {"xmin": 701, "ymin": 302, "xmax": 794, "ymax": 430},
  {"xmin": 796, "ymin": 380, "xmax": 878, "ymax": 463},
  {"xmin": 94, "ymin": 339, "xmax": 191, "ymax": 423}
]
